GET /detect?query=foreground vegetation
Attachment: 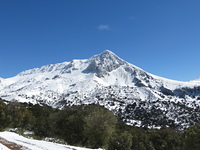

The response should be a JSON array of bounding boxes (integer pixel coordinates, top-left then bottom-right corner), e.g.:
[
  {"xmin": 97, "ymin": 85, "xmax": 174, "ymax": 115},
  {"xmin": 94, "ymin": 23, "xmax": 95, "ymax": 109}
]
[{"xmin": 0, "ymin": 99, "xmax": 200, "ymax": 150}]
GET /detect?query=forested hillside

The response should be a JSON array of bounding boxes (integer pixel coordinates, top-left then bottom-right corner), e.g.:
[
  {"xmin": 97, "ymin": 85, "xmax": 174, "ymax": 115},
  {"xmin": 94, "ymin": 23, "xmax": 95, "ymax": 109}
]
[{"xmin": 0, "ymin": 99, "xmax": 200, "ymax": 150}]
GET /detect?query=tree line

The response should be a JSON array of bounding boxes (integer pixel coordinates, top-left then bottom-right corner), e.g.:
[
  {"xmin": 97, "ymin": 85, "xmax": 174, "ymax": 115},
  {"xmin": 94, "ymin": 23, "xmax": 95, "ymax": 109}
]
[{"xmin": 0, "ymin": 98, "xmax": 200, "ymax": 150}]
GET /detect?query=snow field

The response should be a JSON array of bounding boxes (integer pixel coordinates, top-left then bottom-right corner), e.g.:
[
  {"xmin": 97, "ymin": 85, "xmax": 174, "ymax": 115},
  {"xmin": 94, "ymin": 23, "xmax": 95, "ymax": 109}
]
[{"xmin": 0, "ymin": 131, "xmax": 102, "ymax": 150}]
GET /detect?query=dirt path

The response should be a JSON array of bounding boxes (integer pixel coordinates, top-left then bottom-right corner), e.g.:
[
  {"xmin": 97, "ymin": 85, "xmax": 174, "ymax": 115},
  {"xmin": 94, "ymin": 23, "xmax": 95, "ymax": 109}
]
[{"xmin": 0, "ymin": 137, "xmax": 29, "ymax": 150}]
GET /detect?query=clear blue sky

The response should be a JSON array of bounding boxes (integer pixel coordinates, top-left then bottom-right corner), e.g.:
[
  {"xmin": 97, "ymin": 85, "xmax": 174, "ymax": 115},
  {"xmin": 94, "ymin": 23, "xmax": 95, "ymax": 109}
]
[{"xmin": 0, "ymin": 0, "xmax": 200, "ymax": 81}]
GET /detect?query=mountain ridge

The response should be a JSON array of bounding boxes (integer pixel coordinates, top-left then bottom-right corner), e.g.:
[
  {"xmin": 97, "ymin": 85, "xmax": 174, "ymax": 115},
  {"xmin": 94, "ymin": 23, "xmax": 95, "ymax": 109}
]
[{"xmin": 0, "ymin": 50, "xmax": 200, "ymax": 130}]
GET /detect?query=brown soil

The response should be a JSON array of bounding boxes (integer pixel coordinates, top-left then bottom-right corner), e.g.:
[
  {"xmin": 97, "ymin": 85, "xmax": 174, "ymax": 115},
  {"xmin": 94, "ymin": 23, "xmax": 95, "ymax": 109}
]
[{"xmin": 0, "ymin": 137, "xmax": 28, "ymax": 150}]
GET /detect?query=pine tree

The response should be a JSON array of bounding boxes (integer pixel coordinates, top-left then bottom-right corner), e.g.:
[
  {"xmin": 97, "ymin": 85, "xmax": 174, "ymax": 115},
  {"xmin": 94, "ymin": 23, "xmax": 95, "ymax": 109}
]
[
  {"xmin": 83, "ymin": 105, "xmax": 117, "ymax": 149},
  {"xmin": 183, "ymin": 123, "xmax": 200, "ymax": 150}
]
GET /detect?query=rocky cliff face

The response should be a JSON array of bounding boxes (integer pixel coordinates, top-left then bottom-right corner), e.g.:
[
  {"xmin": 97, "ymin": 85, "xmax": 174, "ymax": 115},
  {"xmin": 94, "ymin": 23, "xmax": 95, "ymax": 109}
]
[{"xmin": 0, "ymin": 50, "xmax": 200, "ymax": 130}]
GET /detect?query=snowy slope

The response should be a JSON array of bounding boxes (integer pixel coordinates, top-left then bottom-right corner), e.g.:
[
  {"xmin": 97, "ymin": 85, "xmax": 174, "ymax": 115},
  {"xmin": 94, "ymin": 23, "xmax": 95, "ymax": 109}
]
[
  {"xmin": 0, "ymin": 50, "xmax": 200, "ymax": 129},
  {"xmin": 0, "ymin": 50, "xmax": 198, "ymax": 102},
  {"xmin": 0, "ymin": 144, "xmax": 10, "ymax": 150},
  {"xmin": 0, "ymin": 78, "xmax": 10, "ymax": 90},
  {"xmin": 190, "ymin": 77, "xmax": 200, "ymax": 82},
  {"xmin": 0, "ymin": 131, "xmax": 101, "ymax": 150}
]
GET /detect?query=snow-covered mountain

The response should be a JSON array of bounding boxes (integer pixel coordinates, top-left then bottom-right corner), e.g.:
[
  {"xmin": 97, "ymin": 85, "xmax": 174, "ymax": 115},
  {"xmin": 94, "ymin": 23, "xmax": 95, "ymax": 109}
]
[
  {"xmin": 190, "ymin": 77, "xmax": 200, "ymax": 82},
  {"xmin": 0, "ymin": 50, "xmax": 200, "ymax": 129}
]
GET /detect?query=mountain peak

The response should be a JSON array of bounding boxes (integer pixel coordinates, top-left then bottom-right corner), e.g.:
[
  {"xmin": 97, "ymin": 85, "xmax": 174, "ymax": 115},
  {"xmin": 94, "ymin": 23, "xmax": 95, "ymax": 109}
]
[
  {"xmin": 91, "ymin": 50, "xmax": 119, "ymax": 60},
  {"xmin": 84, "ymin": 50, "xmax": 126, "ymax": 77},
  {"xmin": 101, "ymin": 49, "xmax": 115, "ymax": 55},
  {"xmin": 92, "ymin": 50, "xmax": 123, "ymax": 61}
]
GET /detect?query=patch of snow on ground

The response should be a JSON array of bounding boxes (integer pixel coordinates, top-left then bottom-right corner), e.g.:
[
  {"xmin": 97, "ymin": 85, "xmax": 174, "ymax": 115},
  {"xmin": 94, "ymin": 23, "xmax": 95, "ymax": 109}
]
[
  {"xmin": 0, "ymin": 143, "xmax": 10, "ymax": 150},
  {"xmin": 0, "ymin": 131, "xmax": 102, "ymax": 150}
]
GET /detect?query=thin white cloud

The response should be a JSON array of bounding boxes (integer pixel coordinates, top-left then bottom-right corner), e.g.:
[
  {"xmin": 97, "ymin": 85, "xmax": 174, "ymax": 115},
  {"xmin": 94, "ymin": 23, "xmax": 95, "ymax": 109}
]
[{"xmin": 97, "ymin": 24, "xmax": 110, "ymax": 30}]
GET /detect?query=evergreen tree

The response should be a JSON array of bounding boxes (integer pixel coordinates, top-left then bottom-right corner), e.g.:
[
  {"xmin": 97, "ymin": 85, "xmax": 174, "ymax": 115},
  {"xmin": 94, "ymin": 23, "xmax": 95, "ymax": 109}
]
[
  {"xmin": 150, "ymin": 129, "xmax": 182, "ymax": 150},
  {"xmin": 108, "ymin": 131, "xmax": 133, "ymax": 150},
  {"xmin": 51, "ymin": 105, "xmax": 85, "ymax": 145},
  {"xmin": 83, "ymin": 105, "xmax": 117, "ymax": 149},
  {"xmin": 30, "ymin": 104, "xmax": 54, "ymax": 137},
  {"xmin": 0, "ymin": 100, "xmax": 12, "ymax": 130},
  {"xmin": 6, "ymin": 101, "xmax": 35, "ymax": 132},
  {"xmin": 183, "ymin": 122, "xmax": 200, "ymax": 150}
]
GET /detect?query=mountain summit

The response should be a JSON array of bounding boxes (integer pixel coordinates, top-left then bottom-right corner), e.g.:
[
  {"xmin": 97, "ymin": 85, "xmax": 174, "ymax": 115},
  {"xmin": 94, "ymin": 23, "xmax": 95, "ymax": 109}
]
[
  {"xmin": 84, "ymin": 50, "xmax": 126, "ymax": 77},
  {"xmin": 0, "ymin": 50, "xmax": 200, "ymax": 130}
]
